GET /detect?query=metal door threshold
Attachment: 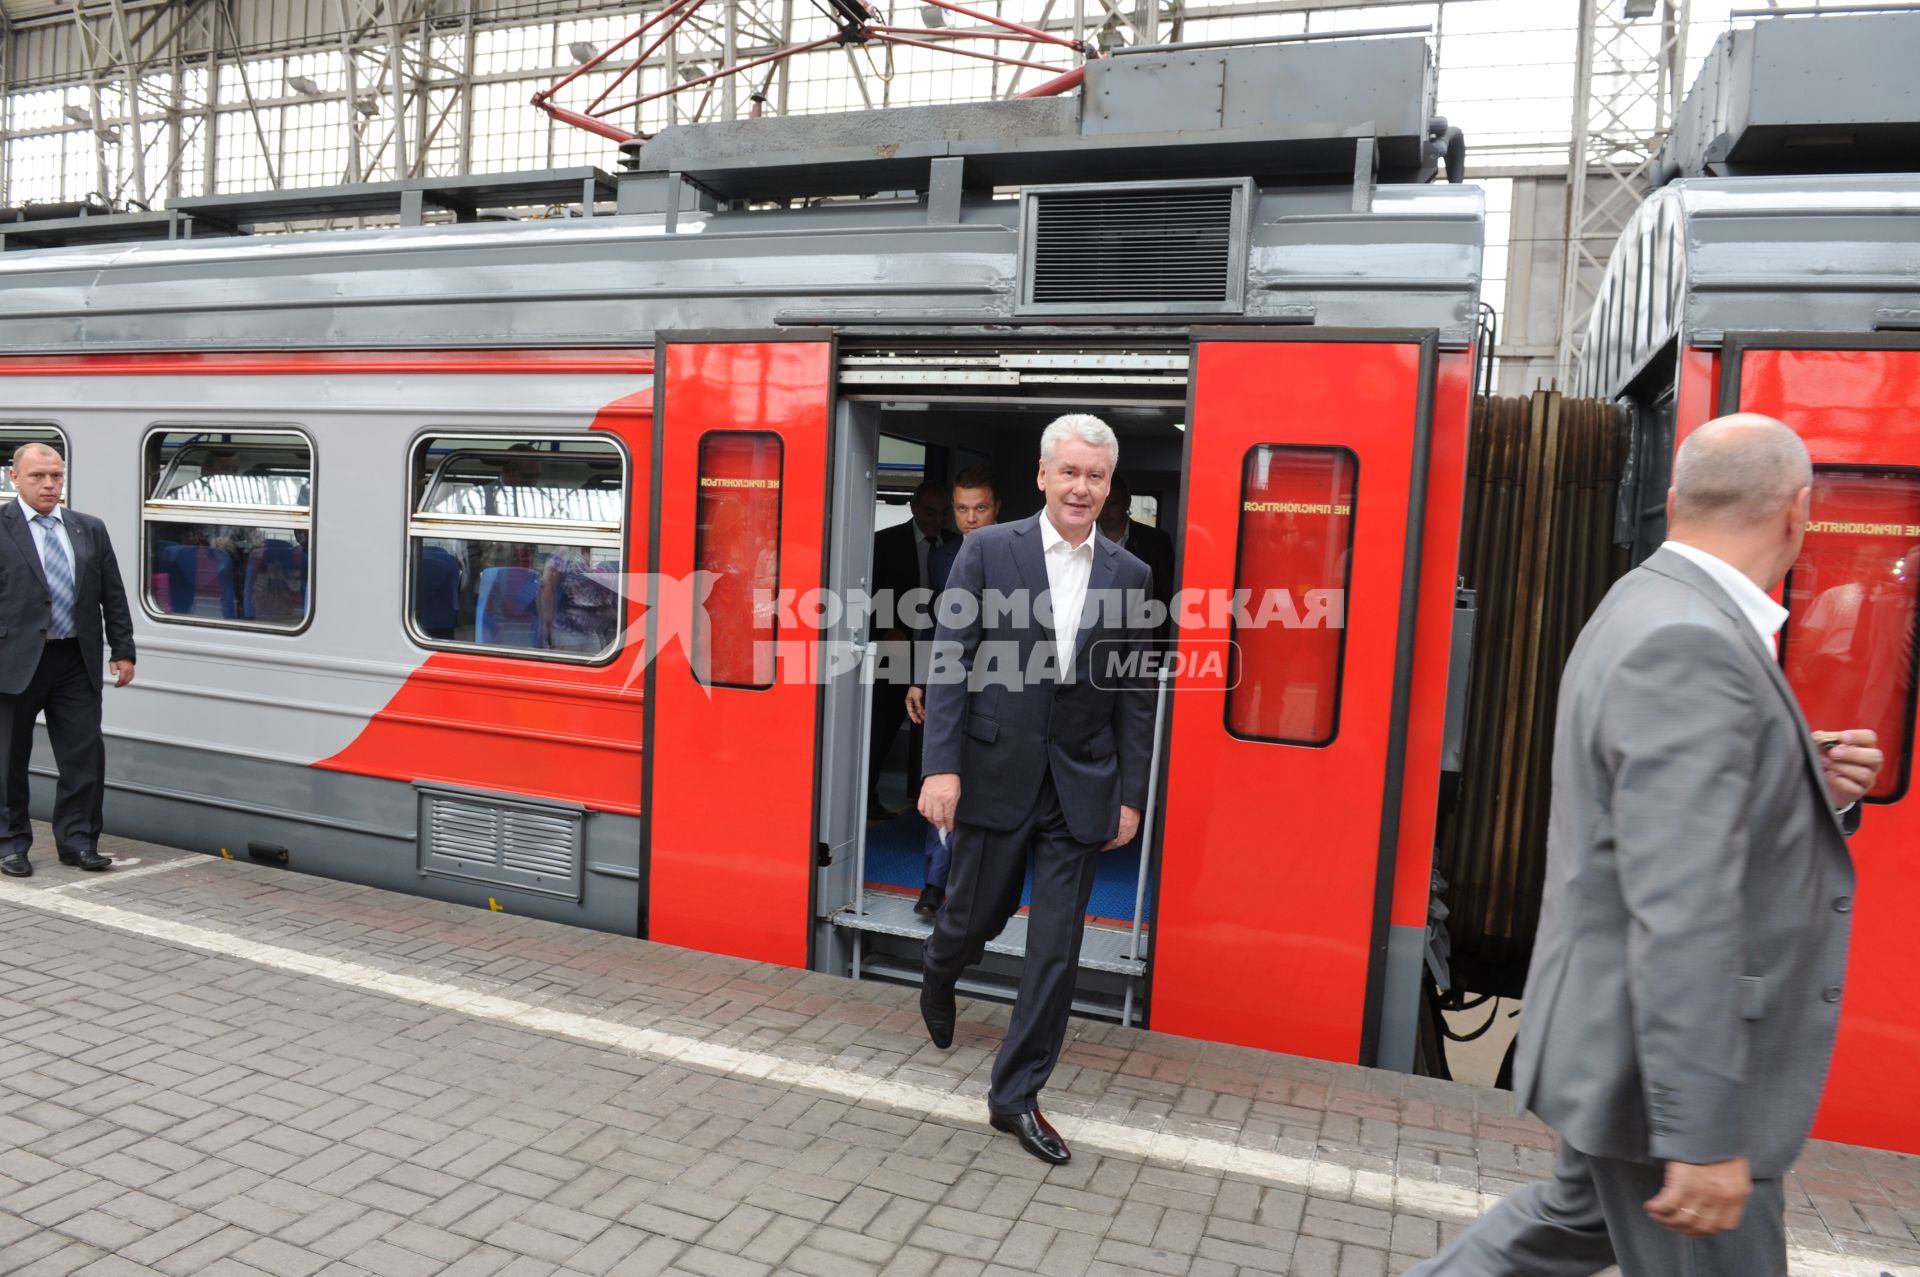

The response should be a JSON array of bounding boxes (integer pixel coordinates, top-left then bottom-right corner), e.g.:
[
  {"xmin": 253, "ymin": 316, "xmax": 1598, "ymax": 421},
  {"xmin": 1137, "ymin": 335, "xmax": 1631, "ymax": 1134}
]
[
  {"xmin": 830, "ymin": 892, "xmax": 1149, "ymax": 977},
  {"xmin": 852, "ymin": 953, "xmax": 1134, "ymax": 1022}
]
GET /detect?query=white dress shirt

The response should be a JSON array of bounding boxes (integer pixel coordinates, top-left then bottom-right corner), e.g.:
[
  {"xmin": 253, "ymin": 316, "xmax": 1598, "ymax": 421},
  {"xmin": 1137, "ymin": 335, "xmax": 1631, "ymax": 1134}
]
[
  {"xmin": 24, "ymin": 503, "xmax": 74, "ymax": 572},
  {"xmin": 1039, "ymin": 512, "xmax": 1097, "ymax": 675},
  {"xmin": 1662, "ymin": 540, "xmax": 1789, "ymax": 655}
]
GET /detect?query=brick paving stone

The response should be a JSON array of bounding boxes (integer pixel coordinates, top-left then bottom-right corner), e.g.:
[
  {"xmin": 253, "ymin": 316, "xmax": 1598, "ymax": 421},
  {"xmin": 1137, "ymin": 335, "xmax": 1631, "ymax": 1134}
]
[{"xmin": 4, "ymin": 833, "xmax": 1920, "ymax": 1277}]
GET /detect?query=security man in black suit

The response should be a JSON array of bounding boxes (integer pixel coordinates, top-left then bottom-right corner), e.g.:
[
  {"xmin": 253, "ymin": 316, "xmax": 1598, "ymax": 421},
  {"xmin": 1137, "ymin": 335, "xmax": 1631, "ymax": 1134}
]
[
  {"xmin": 918, "ymin": 415, "xmax": 1154, "ymax": 1164},
  {"xmin": 868, "ymin": 481, "xmax": 950, "ymax": 819},
  {"xmin": 0, "ymin": 443, "xmax": 136, "ymax": 876},
  {"xmin": 1097, "ymin": 472, "xmax": 1177, "ymax": 641}
]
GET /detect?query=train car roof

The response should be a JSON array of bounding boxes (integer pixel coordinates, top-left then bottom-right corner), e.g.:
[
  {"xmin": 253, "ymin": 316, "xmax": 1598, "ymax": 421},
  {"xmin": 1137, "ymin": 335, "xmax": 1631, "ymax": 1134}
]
[
  {"xmin": 1576, "ymin": 172, "xmax": 1920, "ymax": 400},
  {"xmin": 0, "ymin": 180, "xmax": 1485, "ymax": 355}
]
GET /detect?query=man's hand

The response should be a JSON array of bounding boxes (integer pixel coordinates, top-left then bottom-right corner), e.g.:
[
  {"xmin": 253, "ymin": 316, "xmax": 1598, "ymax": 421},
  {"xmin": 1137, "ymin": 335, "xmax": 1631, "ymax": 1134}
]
[
  {"xmin": 1822, "ymin": 728, "xmax": 1883, "ymax": 806},
  {"xmin": 919, "ymin": 773, "xmax": 960, "ymax": 833},
  {"xmin": 109, "ymin": 660, "xmax": 134, "ymax": 689},
  {"xmin": 904, "ymin": 686, "xmax": 926, "ymax": 725},
  {"xmin": 1103, "ymin": 805, "xmax": 1143, "ymax": 852},
  {"xmin": 1645, "ymin": 1158, "xmax": 1751, "ymax": 1237}
]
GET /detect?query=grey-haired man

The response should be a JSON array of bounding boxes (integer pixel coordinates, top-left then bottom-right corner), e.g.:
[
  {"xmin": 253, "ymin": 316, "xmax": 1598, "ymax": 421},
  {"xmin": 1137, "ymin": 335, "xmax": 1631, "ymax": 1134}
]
[{"xmin": 917, "ymin": 414, "xmax": 1154, "ymax": 1164}]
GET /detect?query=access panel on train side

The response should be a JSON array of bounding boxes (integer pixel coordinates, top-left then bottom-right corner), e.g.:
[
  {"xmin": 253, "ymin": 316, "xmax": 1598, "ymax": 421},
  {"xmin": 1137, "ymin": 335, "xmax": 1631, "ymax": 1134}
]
[
  {"xmin": 645, "ymin": 335, "xmax": 834, "ymax": 966},
  {"xmin": 1719, "ymin": 333, "xmax": 1920, "ymax": 1157},
  {"xmin": 1151, "ymin": 332, "xmax": 1436, "ymax": 1064}
]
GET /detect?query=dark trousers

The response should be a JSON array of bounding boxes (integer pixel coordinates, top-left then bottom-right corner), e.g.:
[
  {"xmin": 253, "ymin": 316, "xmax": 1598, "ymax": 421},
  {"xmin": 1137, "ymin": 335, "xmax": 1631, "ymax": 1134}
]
[
  {"xmin": 0, "ymin": 641, "xmax": 106, "ymax": 860},
  {"xmin": 868, "ymin": 686, "xmax": 924, "ymax": 805},
  {"xmin": 922, "ymin": 820, "xmax": 952, "ymax": 889},
  {"xmin": 923, "ymin": 769, "xmax": 1103, "ymax": 1116},
  {"xmin": 1404, "ymin": 1140, "xmax": 1786, "ymax": 1277}
]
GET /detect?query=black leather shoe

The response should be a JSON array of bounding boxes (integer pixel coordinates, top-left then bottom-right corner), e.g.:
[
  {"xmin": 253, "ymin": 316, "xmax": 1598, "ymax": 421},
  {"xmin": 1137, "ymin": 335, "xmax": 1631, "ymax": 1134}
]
[
  {"xmin": 913, "ymin": 885, "xmax": 945, "ymax": 919},
  {"xmin": 0, "ymin": 854, "xmax": 29, "ymax": 878},
  {"xmin": 57, "ymin": 850, "xmax": 111, "ymax": 872},
  {"xmin": 920, "ymin": 979, "xmax": 956, "ymax": 1050},
  {"xmin": 990, "ymin": 1109, "xmax": 1070, "ymax": 1165}
]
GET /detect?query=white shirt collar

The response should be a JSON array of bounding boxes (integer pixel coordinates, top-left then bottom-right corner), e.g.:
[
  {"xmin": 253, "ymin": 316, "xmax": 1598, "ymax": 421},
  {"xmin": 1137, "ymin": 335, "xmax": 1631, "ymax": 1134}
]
[
  {"xmin": 23, "ymin": 503, "xmax": 62, "ymax": 525},
  {"xmin": 1662, "ymin": 540, "xmax": 1789, "ymax": 647},
  {"xmin": 1038, "ymin": 511, "xmax": 1097, "ymax": 558}
]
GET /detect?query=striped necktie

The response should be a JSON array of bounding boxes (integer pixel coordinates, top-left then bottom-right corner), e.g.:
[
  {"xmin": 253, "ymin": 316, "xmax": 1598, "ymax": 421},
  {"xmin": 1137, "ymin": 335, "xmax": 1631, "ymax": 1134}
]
[{"xmin": 34, "ymin": 515, "xmax": 75, "ymax": 639}]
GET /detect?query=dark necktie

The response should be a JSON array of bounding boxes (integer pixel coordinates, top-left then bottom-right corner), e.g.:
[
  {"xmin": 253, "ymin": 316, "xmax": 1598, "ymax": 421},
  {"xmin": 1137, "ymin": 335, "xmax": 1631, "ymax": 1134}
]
[{"xmin": 35, "ymin": 515, "xmax": 75, "ymax": 639}]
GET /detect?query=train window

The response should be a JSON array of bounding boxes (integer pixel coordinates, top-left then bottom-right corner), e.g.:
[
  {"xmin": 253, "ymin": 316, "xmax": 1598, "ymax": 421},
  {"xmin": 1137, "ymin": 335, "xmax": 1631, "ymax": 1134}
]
[
  {"xmin": 692, "ymin": 431, "xmax": 783, "ymax": 689},
  {"xmin": 1225, "ymin": 445, "xmax": 1357, "ymax": 747},
  {"xmin": 407, "ymin": 436, "xmax": 626, "ymax": 660},
  {"xmin": 0, "ymin": 425, "xmax": 68, "ymax": 504},
  {"xmin": 142, "ymin": 429, "xmax": 313, "ymax": 631},
  {"xmin": 1781, "ymin": 467, "xmax": 1920, "ymax": 803}
]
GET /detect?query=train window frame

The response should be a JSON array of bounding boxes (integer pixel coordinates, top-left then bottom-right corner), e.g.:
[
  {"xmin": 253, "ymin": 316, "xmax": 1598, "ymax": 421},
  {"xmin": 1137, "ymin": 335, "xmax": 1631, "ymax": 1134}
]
[
  {"xmin": 1777, "ymin": 462, "xmax": 1920, "ymax": 806},
  {"xmin": 690, "ymin": 430, "xmax": 786, "ymax": 692},
  {"xmin": 0, "ymin": 423, "xmax": 71, "ymax": 508},
  {"xmin": 403, "ymin": 431, "xmax": 630, "ymax": 666},
  {"xmin": 1223, "ymin": 443, "xmax": 1359, "ymax": 749},
  {"xmin": 138, "ymin": 425, "xmax": 317, "ymax": 636}
]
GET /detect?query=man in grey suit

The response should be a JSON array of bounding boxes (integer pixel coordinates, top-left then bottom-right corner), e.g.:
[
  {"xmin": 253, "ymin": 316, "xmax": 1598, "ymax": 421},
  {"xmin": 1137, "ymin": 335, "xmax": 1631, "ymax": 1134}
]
[
  {"xmin": 1411, "ymin": 414, "xmax": 1883, "ymax": 1277},
  {"xmin": 917, "ymin": 414, "xmax": 1155, "ymax": 1165},
  {"xmin": 0, "ymin": 443, "xmax": 136, "ymax": 877}
]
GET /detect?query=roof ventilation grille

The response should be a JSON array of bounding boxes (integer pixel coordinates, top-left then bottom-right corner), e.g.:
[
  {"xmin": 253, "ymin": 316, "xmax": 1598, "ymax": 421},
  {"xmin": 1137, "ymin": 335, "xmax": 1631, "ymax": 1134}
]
[{"xmin": 1020, "ymin": 180, "xmax": 1250, "ymax": 315}]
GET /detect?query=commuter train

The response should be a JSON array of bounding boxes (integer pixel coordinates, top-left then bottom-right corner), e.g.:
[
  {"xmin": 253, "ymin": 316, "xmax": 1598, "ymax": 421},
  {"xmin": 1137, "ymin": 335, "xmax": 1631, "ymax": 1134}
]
[{"xmin": 0, "ymin": 18, "xmax": 1915, "ymax": 1156}]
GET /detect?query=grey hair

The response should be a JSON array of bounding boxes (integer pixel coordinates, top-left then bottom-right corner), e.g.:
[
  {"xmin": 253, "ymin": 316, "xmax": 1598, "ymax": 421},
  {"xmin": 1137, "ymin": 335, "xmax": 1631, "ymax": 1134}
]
[
  {"xmin": 1039, "ymin": 414, "xmax": 1119, "ymax": 471},
  {"xmin": 1671, "ymin": 413, "xmax": 1812, "ymax": 527},
  {"xmin": 8, "ymin": 441, "xmax": 61, "ymax": 469}
]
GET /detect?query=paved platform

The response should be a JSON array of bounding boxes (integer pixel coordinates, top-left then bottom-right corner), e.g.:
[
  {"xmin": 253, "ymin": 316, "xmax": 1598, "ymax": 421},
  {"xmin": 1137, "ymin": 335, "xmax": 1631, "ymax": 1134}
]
[{"xmin": 1, "ymin": 826, "xmax": 1916, "ymax": 1277}]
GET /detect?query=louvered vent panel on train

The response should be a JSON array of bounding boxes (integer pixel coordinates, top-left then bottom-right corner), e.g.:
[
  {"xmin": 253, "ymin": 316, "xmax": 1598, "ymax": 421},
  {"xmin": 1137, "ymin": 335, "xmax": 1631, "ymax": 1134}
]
[
  {"xmin": 417, "ymin": 786, "xmax": 585, "ymax": 901},
  {"xmin": 1019, "ymin": 180, "xmax": 1251, "ymax": 315}
]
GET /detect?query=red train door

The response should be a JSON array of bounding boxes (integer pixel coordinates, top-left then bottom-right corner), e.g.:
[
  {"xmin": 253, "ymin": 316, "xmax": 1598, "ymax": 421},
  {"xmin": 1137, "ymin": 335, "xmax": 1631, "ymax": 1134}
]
[
  {"xmin": 1153, "ymin": 330, "xmax": 1437, "ymax": 1064},
  {"xmin": 644, "ymin": 333, "xmax": 835, "ymax": 966},
  {"xmin": 1719, "ymin": 333, "xmax": 1920, "ymax": 1155}
]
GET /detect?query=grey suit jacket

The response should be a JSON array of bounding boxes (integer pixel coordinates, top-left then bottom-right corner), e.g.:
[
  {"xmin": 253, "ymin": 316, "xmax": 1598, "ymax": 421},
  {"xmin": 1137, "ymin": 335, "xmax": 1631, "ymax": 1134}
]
[
  {"xmin": 0, "ymin": 502, "xmax": 137, "ymax": 697},
  {"xmin": 921, "ymin": 515, "xmax": 1154, "ymax": 846},
  {"xmin": 1511, "ymin": 547, "xmax": 1855, "ymax": 1180}
]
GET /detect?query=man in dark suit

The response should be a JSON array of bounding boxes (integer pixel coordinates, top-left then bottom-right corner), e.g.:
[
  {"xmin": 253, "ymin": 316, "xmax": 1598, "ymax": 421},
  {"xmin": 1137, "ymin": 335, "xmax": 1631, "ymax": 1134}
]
[
  {"xmin": 918, "ymin": 415, "xmax": 1154, "ymax": 1164},
  {"xmin": 1096, "ymin": 472, "xmax": 1176, "ymax": 640},
  {"xmin": 0, "ymin": 443, "xmax": 136, "ymax": 876},
  {"xmin": 1409, "ymin": 415, "xmax": 1882, "ymax": 1276},
  {"xmin": 868, "ymin": 481, "xmax": 950, "ymax": 820},
  {"xmin": 905, "ymin": 465, "xmax": 1002, "ymax": 917}
]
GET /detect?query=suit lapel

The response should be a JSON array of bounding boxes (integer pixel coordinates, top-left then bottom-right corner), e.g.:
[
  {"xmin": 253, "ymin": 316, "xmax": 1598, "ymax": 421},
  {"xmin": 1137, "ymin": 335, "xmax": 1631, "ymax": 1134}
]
[
  {"xmin": 1072, "ymin": 537, "xmax": 1120, "ymax": 669},
  {"xmin": 2, "ymin": 502, "xmax": 50, "ymax": 594},
  {"xmin": 1010, "ymin": 515, "xmax": 1054, "ymax": 646},
  {"xmin": 62, "ymin": 511, "xmax": 89, "ymax": 582},
  {"xmin": 1644, "ymin": 549, "xmax": 1838, "ymax": 826}
]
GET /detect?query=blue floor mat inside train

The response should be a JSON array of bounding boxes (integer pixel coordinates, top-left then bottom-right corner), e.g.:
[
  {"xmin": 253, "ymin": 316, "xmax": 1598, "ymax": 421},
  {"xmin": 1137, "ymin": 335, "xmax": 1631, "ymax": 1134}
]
[{"xmin": 861, "ymin": 811, "xmax": 1154, "ymax": 925}]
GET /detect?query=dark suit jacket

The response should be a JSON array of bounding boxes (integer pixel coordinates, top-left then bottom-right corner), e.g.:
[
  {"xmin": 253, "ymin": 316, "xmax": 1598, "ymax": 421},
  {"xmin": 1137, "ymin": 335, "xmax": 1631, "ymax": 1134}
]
[
  {"xmin": 1118, "ymin": 520, "xmax": 1176, "ymax": 638},
  {"xmin": 1512, "ymin": 548, "xmax": 1854, "ymax": 1178},
  {"xmin": 928, "ymin": 533, "xmax": 962, "ymax": 595},
  {"xmin": 873, "ymin": 519, "xmax": 945, "ymax": 619},
  {"xmin": 922, "ymin": 515, "xmax": 1155, "ymax": 845},
  {"xmin": 0, "ymin": 502, "xmax": 136, "ymax": 697}
]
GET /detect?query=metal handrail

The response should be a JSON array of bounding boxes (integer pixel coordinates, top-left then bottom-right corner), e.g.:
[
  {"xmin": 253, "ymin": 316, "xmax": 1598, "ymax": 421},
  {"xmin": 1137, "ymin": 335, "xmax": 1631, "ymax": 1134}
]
[
  {"xmin": 850, "ymin": 640, "xmax": 878, "ymax": 981},
  {"xmin": 1128, "ymin": 663, "xmax": 1176, "ymax": 963}
]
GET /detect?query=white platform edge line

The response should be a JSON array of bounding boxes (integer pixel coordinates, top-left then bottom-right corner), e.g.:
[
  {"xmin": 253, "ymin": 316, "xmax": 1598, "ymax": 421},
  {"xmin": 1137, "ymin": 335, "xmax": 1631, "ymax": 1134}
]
[
  {"xmin": 0, "ymin": 877, "xmax": 1885, "ymax": 1276},
  {"xmin": 44, "ymin": 857, "xmax": 208, "ymax": 890}
]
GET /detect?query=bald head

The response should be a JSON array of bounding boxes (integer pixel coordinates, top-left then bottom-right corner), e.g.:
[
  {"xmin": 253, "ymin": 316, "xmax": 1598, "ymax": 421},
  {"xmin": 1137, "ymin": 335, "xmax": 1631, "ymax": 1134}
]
[
  {"xmin": 1671, "ymin": 414, "xmax": 1812, "ymax": 529},
  {"xmin": 10, "ymin": 441, "xmax": 60, "ymax": 469}
]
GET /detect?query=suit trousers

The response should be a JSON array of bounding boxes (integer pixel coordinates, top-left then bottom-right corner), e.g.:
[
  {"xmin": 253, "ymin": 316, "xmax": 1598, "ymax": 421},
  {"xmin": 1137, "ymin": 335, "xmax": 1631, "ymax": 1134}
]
[
  {"xmin": 922, "ymin": 821, "xmax": 952, "ymax": 890},
  {"xmin": 0, "ymin": 641, "xmax": 107, "ymax": 860},
  {"xmin": 922, "ymin": 768, "xmax": 1104, "ymax": 1116},
  {"xmin": 1404, "ymin": 1140, "xmax": 1786, "ymax": 1277}
]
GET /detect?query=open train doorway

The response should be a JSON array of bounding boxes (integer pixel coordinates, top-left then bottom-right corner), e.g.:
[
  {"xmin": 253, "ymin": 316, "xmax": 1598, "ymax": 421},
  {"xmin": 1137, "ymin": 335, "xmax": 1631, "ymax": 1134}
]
[{"xmin": 814, "ymin": 343, "xmax": 1191, "ymax": 1026}]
